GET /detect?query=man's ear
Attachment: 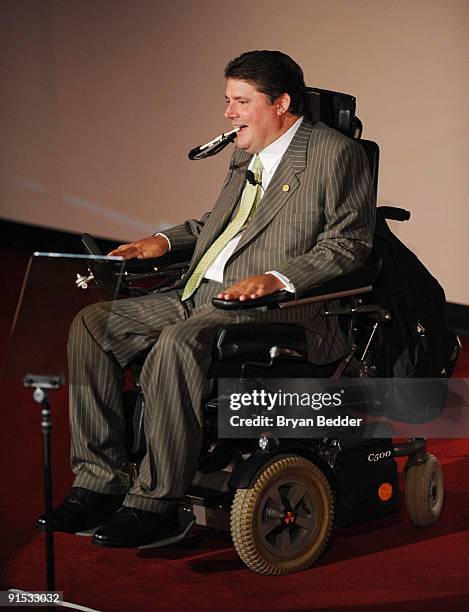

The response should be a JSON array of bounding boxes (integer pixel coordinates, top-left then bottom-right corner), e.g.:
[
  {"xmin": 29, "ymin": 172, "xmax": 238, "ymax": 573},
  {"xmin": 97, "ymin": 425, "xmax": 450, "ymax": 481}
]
[{"xmin": 275, "ymin": 93, "xmax": 291, "ymax": 116}]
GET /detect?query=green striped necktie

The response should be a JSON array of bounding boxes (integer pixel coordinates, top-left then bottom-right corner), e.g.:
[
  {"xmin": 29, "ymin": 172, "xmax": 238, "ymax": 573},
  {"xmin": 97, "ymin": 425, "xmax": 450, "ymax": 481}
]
[{"xmin": 181, "ymin": 154, "xmax": 263, "ymax": 301}]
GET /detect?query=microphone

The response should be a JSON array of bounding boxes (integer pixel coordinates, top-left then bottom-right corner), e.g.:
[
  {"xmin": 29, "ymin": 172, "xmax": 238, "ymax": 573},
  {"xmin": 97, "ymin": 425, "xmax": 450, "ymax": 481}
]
[
  {"xmin": 245, "ymin": 170, "xmax": 263, "ymax": 189},
  {"xmin": 188, "ymin": 127, "xmax": 240, "ymax": 160}
]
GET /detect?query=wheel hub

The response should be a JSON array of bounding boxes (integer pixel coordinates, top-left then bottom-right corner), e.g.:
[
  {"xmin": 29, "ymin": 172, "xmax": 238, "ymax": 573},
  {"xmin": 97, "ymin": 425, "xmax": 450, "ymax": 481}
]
[{"xmin": 258, "ymin": 479, "xmax": 320, "ymax": 557}]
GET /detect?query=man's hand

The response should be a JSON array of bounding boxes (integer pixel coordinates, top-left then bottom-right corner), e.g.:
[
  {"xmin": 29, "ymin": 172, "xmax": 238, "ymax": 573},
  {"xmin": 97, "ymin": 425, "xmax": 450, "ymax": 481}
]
[
  {"xmin": 217, "ymin": 273, "xmax": 284, "ymax": 301},
  {"xmin": 108, "ymin": 235, "xmax": 169, "ymax": 260}
]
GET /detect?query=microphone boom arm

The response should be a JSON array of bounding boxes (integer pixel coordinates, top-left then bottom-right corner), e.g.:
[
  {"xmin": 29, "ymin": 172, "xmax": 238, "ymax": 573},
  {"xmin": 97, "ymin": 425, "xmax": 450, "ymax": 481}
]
[{"xmin": 188, "ymin": 127, "xmax": 240, "ymax": 160}]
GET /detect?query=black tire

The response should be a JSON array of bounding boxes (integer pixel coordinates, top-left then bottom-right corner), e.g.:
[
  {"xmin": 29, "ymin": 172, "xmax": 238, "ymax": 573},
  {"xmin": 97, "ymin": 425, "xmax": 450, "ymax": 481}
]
[
  {"xmin": 405, "ymin": 454, "xmax": 444, "ymax": 527},
  {"xmin": 230, "ymin": 456, "xmax": 334, "ymax": 576}
]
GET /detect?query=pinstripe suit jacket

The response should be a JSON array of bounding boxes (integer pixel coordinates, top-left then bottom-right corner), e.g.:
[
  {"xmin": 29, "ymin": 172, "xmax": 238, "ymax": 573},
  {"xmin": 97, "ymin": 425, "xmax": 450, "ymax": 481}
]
[{"xmin": 164, "ymin": 120, "xmax": 375, "ymax": 300}]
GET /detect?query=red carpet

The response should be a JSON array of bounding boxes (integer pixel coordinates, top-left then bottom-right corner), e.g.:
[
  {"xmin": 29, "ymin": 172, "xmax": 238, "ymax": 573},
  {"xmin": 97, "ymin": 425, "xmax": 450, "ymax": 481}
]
[{"xmin": 1, "ymin": 247, "xmax": 468, "ymax": 611}]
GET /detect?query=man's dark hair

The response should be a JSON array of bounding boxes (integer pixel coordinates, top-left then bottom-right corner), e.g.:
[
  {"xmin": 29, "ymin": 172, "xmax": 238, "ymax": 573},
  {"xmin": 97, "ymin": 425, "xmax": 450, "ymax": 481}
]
[{"xmin": 224, "ymin": 50, "xmax": 307, "ymax": 116}]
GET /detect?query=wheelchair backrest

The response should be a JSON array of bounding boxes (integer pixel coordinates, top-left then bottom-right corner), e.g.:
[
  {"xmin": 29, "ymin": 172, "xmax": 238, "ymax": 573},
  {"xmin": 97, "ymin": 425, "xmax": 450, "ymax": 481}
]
[{"xmin": 305, "ymin": 87, "xmax": 379, "ymax": 200}]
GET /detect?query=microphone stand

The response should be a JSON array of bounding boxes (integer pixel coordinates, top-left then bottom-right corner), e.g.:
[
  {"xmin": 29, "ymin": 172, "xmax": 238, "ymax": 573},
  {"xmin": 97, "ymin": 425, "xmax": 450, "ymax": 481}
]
[{"xmin": 23, "ymin": 374, "xmax": 64, "ymax": 595}]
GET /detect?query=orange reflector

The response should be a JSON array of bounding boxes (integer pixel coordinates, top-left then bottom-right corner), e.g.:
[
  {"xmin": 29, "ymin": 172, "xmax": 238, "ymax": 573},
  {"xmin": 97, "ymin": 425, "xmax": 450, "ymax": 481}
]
[{"xmin": 378, "ymin": 482, "xmax": 393, "ymax": 501}]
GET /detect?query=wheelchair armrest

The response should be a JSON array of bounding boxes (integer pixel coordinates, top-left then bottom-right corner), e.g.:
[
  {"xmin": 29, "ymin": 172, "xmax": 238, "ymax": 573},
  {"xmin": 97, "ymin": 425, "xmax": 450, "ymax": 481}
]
[
  {"xmin": 377, "ymin": 206, "xmax": 410, "ymax": 222},
  {"xmin": 212, "ymin": 290, "xmax": 294, "ymax": 310},
  {"xmin": 211, "ymin": 257, "xmax": 382, "ymax": 311}
]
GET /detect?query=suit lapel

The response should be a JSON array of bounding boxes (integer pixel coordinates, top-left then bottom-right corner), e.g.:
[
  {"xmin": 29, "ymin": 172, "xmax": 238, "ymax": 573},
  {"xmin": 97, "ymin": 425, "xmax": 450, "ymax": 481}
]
[{"xmin": 230, "ymin": 119, "xmax": 313, "ymax": 255}]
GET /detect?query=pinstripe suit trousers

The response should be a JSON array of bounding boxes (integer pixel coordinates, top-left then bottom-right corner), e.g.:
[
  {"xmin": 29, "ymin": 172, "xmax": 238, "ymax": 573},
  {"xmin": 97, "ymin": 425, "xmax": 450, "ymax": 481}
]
[{"xmin": 67, "ymin": 280, "xmax": 342, "ymax": 513}]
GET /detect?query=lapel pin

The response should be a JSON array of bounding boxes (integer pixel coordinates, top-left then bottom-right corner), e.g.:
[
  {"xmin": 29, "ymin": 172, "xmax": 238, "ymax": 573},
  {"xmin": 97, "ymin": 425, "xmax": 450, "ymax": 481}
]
[{"xmin": 282, "ymin": 184, "xmax": 290, "ymax": 192}]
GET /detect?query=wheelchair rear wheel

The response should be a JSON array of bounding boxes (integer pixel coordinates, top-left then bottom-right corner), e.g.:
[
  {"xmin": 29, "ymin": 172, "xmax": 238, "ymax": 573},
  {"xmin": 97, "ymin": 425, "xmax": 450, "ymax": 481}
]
[
  {"xmin": 230, "ymin": 455, "xmax": 334, "ymax": 575},
  {"xmin": 405, "ymin": 454, "xmax": 444, "ymax": 527}
]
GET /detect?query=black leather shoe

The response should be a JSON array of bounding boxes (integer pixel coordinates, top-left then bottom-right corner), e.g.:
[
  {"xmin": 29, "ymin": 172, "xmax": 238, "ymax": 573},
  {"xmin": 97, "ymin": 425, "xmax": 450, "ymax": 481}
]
[
  {"xmin": 36, "ymin": 487, "xmax": 126, "ymax": 533},
  {"xmin": 92, "ymin": 506, "xmax": 180, "ymax": 548}
]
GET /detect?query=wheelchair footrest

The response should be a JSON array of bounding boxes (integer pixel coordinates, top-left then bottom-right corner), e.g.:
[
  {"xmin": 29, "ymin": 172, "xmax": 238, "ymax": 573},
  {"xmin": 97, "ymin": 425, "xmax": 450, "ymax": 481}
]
[{"xmin": 137, "ymin": 507, "xmax": 196, "ymax": 549}]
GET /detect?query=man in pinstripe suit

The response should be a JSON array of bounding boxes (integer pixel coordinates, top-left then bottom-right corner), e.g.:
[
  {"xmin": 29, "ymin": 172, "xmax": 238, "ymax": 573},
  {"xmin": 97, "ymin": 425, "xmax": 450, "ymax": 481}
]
[{"xmin": 37, "ymin": 50, "xmax": 375, "ymax": 547}]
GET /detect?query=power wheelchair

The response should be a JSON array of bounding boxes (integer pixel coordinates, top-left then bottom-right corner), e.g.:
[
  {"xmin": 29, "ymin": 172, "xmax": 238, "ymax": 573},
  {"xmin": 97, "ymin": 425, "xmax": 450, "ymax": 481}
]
[{"xmin": 80, "ymin": 88, "xmax": 446, "ymax": 576}]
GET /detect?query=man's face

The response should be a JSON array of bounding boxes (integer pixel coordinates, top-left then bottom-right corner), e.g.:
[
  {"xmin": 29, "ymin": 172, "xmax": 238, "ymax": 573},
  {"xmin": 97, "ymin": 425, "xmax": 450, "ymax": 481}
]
[{"xmin": 224, "ymin": 78, "xmax": 285, "ymax": 154}]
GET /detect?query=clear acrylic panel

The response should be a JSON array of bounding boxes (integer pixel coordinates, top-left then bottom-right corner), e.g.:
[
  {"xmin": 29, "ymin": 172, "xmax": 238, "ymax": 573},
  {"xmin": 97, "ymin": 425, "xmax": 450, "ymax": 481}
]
[{"xmin": 1, "ymin": 252, "xmax": 125, "ymax": 385}]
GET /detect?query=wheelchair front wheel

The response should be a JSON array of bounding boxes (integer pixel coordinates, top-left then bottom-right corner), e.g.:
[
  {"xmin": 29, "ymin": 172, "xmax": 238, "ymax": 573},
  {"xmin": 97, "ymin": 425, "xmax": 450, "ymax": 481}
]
[
  {"xmin": 230, "ymin": 455, "xmax": 334, "ymax": 576},
  {"xmin": 405, "ymin": 454, "xmax": 444, "ymax": 527}
]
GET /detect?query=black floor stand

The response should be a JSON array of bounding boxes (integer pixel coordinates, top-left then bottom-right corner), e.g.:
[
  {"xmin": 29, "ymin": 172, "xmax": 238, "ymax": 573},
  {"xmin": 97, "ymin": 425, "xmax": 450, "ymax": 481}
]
[{"xmin": 23, "ymin": 374, "xmax": 64, "ymax": 597}]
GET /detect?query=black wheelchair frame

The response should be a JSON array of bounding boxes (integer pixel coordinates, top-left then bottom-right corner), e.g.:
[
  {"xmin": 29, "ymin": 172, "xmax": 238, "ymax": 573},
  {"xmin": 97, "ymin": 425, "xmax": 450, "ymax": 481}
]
[{"xmin": 80, "ymin": 88, "xmax": 445, "ymax": 576}]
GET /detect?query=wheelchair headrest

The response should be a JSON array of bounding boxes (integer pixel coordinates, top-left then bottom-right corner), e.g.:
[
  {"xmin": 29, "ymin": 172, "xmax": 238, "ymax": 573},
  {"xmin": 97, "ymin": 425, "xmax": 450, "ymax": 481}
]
[{"xmin": 305, "ymin": 87, "xmax": 359, "ymax": 138}]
